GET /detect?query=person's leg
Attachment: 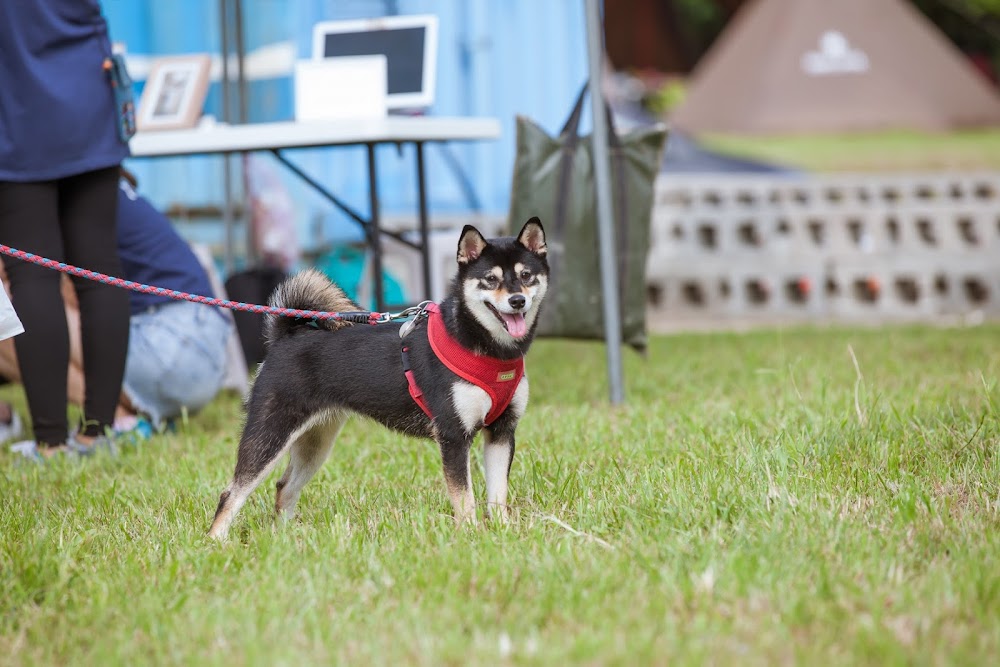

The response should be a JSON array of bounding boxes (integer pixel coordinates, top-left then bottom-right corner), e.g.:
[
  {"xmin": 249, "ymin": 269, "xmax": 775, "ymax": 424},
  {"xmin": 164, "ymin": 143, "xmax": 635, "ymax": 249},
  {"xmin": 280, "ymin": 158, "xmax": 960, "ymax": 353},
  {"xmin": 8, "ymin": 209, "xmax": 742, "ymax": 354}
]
[
  {"xmin": 0, "ymin": 180, "xmax": 72, "ymax": 447},
  {"xmin": 58, "ymin": 167, "xmax": 130, "ymax": 439},
  {"xmin": 0, "ymin": 280, "xmax": 87, "ymax": 443}
]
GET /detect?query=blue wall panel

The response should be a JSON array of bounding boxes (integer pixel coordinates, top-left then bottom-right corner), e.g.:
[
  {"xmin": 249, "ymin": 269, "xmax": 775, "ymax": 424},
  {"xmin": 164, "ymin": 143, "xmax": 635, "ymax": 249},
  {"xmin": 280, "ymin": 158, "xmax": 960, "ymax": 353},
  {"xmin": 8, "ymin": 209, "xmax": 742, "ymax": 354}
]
[{"xmin": 101, "ymin": 0, "xmax": 589, "ymax": 251}]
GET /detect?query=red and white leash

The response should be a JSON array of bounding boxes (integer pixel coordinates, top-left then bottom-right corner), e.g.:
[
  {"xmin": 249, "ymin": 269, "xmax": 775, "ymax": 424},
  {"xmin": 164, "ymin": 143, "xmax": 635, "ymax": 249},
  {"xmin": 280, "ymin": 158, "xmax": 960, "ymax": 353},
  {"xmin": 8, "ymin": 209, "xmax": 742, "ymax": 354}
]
[{"xmin": 0, "ymin": 243, "xmax": 422, "ymax": 324}]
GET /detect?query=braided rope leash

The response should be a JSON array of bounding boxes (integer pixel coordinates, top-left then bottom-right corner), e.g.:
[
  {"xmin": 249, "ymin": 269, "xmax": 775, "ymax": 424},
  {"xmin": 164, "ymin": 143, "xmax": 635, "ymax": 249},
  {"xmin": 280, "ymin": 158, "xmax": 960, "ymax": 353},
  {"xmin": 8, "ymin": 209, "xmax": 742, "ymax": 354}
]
[{"xmin": 0, "ymin": 243, "xmax": 427, "ymax": 324}]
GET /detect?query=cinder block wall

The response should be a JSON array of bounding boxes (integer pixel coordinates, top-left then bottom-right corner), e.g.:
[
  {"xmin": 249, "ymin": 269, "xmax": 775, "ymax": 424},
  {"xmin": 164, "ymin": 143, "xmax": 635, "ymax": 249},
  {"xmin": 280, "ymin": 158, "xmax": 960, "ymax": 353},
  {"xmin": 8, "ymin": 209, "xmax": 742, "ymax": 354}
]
[{"xmin": 646, "ymin": 173, "xmax": 1000, "ymax": 326}]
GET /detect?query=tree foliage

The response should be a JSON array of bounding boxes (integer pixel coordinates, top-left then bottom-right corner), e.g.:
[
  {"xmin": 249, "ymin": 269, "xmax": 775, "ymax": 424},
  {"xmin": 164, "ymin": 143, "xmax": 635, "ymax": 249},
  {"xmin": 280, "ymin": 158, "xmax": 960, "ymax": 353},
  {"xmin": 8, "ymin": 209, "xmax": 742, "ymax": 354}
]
[
  {"xmin": 914, "ymin": 0, "xmax": 1000, "ymax": 57},
  {"xmin": 963, "ymin": 0, "xmax": 1000, "ymax": 15}
]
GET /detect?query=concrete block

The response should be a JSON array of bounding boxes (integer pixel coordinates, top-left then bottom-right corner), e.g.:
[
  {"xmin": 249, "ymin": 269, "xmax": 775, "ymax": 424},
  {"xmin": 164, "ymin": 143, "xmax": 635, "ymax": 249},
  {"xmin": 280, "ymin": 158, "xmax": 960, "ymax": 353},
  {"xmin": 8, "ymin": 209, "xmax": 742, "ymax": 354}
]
[{"xmin": 648, "ymin": 172, "xmax": 1000, "ymax": 327}]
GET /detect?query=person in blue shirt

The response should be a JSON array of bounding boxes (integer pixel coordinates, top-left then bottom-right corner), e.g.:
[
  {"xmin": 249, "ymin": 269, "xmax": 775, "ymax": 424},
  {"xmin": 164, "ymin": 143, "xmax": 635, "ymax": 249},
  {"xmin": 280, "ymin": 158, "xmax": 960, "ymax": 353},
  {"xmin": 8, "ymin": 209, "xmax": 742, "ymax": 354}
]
[
  {"xmin": 113, "ymin": 176, "xmax": 235, "ymax": 430},
  {"xmin": 0, "ymin": 173, "xmax": 238, "ymax": 449},
  {"xmin": 0, "ymin": 1, "xmax": 131, "ymax": 456}
]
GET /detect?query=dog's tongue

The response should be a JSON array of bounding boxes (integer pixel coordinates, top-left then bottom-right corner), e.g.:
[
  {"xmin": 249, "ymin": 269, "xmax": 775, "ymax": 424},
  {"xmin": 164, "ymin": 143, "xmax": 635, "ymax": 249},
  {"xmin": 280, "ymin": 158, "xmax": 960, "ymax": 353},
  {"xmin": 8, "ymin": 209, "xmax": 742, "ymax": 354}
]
[{"xmin": 502, "ymin": 312, "xmax": 528, "ymax": 338}]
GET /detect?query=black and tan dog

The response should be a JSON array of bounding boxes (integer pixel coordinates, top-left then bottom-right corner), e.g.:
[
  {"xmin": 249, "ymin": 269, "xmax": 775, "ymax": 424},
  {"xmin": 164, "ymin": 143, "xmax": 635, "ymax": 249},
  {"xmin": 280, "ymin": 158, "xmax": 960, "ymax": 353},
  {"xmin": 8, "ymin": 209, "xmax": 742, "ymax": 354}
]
[{"xmin": 208, "ymin": 219, "xmax": 548, "ymax": 539}]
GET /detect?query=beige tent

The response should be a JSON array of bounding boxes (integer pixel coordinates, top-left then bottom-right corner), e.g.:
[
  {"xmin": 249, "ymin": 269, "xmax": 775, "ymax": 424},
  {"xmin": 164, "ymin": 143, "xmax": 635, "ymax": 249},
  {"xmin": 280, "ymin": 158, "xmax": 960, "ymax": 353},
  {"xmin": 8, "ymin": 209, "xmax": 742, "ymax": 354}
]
[{"xmin": 671, "ymin": 0, "xmax": 1000, "ymax": 134}]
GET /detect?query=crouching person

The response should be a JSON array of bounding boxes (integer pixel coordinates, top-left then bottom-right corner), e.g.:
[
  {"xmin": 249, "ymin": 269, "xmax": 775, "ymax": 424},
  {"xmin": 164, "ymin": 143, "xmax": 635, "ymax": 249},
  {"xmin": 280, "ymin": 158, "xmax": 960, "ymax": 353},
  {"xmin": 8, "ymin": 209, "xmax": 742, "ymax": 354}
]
[{"xmin": 112, "ymin": 173, "xmax": 242, "ymax": 433}]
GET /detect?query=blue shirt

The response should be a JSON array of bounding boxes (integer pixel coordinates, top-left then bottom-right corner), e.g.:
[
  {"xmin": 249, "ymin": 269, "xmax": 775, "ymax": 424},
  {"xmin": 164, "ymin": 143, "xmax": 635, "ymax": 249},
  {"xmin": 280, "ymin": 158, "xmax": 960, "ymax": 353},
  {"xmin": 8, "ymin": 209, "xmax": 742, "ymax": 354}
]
[
  {"xmin": 0, "ymin": 0, "xmax": 129, "ymax": 181},
  {"xmin": 117, "ymin": 180, "xmax": 218, "ymax": 316}
]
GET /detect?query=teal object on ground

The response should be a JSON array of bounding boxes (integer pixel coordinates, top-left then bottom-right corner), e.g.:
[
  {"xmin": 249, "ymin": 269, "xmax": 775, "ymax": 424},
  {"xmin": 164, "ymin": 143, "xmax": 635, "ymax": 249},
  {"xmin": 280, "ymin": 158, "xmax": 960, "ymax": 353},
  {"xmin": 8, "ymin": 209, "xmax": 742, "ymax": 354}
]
[{"xmin": 315, "ymin": 245, "xmax": 406, "ymax": 310}]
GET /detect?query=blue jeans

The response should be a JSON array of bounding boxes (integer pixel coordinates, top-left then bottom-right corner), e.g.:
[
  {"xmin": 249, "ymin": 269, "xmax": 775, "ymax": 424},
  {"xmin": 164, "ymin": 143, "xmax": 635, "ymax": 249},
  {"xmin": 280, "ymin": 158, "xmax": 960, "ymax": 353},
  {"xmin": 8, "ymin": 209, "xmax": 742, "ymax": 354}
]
[{"xmin": 123, "ymin": 301, "xmax": 231, "ymax": 425}]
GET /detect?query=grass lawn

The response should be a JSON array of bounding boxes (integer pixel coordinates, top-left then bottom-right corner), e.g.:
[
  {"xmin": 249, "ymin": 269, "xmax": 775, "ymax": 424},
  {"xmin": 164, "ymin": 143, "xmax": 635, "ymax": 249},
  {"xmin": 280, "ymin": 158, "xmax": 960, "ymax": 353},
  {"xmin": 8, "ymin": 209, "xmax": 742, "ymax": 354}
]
[
  {"xmin": 701, "ymin": 129, "xmax": 1000, "ymax": 172},
  {"xmin": 2, "ymin": 323, "xmax": 999, "ymax": 665}
]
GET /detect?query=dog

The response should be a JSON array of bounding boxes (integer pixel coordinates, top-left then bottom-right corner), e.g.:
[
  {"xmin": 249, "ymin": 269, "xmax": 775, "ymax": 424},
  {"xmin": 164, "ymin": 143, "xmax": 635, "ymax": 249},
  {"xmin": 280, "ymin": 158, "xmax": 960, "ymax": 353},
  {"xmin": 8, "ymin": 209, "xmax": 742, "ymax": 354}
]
[{"xmin": 208, "ymin": 218, "xmax": 548, "ymax": 539}]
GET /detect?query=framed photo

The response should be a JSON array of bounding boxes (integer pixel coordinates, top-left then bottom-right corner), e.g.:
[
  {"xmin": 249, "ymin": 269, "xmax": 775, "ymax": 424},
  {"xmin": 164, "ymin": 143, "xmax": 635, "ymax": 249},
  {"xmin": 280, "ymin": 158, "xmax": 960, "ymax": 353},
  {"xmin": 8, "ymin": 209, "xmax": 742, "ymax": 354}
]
[{"xmin": 137, "ymin": 55, "xmax": 211, "ymax": 131}]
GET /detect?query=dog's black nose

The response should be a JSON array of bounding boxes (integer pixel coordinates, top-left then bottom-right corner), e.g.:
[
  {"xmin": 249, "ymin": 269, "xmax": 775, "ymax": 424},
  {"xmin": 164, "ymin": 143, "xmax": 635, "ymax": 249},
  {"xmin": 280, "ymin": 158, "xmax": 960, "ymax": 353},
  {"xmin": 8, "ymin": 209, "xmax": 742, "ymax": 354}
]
[{"xmin": 508, "ymin": 294, "xmax": 526, "ymax": 310}]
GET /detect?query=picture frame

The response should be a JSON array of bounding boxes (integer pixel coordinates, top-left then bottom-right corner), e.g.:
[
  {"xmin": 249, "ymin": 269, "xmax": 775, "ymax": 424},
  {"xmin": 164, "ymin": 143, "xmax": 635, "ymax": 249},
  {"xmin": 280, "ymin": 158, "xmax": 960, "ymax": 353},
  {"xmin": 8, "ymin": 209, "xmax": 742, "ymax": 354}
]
[{"xmin": 137, "ymin": 55, "xmax": 212, "ymax": 131}]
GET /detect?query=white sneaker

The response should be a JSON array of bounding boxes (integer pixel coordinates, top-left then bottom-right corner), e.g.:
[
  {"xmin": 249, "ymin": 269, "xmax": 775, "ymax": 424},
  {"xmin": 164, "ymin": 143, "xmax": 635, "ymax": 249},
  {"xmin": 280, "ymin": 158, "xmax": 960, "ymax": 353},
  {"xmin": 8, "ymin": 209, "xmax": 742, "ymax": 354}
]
[
  {"xmin": 0, "ymin": 411, "xmax": 23, "ymax": 443},
  {"xmin": 10, "ymin": 439, "xmax": 40, "ymax": 462}
]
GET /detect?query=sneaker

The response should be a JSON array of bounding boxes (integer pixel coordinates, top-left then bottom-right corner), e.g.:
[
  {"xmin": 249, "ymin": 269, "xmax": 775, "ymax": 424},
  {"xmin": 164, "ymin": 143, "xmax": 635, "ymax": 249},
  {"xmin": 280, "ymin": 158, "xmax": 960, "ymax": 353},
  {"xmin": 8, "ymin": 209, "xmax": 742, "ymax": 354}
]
[
  {"xmin": 66, "ymin": 432, "xmax": 117, "ymax": 457},
  {"xmin": 10, "ymin": 439, "xmax": 43, "ymax": 463},
  {"xmin": 0, "ymin": 411, "xmax": 23, "ymax": 443},
  {"xmin": 114, "ymin": 415, "xmax": 154, "ymax": 444},
  {"xmin": 9, "ymin": 439, "xmax": 76, "ymax": 464}
]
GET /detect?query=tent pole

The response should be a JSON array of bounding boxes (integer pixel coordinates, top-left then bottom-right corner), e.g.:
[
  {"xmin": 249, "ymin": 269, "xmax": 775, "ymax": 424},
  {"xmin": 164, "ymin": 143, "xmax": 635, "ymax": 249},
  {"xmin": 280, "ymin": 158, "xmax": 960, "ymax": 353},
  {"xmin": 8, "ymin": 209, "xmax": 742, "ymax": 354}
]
[{"xmin": 583, "ymin": 0, "xmax": 625, "ymax": 404}]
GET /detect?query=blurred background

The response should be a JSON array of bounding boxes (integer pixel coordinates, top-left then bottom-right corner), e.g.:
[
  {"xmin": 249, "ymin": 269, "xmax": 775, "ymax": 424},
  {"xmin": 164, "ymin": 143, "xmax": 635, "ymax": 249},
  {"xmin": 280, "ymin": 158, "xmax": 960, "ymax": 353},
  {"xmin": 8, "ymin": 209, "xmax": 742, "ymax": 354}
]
[{"xmin": 105, "ymin": 0, "xmax": 1000, "ymax": 329}]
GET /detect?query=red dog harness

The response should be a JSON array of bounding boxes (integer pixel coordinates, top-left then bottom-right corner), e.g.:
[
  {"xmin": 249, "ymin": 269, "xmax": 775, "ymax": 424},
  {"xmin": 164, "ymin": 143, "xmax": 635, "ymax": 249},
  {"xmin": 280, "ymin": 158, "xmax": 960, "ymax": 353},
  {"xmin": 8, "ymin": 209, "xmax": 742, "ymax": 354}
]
[{"xmin": 402, "ymin": 303, "xmax": 524, "ymax": 426}]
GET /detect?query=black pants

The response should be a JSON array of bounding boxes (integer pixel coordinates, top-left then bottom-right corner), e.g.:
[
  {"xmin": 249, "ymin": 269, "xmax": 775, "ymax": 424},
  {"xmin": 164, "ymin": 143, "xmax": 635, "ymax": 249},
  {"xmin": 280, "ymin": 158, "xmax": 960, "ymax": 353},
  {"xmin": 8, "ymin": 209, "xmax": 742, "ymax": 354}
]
[{"xmin": 0, "ymin": 167, "xmax": 130, "ymax": 445}]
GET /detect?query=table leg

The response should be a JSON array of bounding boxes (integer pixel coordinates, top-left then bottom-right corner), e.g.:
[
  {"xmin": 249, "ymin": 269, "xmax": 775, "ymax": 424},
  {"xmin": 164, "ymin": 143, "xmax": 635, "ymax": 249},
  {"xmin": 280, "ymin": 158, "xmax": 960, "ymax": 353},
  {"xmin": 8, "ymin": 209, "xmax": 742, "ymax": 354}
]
[
  {"xmin": 415, "ymin": 142, "xmax": 432, "ymax": 301},
  {"xmin": 367, "ymin": 143, "xmax": 385, "ymax": 311},
  {"xmin": 221, "ymin": 152, "xmax": 236, "ymax": 274}
]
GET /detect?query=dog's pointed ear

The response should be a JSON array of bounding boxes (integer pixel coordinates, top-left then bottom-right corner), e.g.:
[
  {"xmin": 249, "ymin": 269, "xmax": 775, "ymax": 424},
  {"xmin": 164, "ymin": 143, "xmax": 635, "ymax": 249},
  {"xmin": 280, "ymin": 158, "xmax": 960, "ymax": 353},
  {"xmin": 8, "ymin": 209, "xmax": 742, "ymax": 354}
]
[
  {"xmin": 517, "ymin": 217, "xmax": 547, "ymax": 257},
  {"xmin": 457, "ymin": 225, "xmax": 488, "ymax": 265}
]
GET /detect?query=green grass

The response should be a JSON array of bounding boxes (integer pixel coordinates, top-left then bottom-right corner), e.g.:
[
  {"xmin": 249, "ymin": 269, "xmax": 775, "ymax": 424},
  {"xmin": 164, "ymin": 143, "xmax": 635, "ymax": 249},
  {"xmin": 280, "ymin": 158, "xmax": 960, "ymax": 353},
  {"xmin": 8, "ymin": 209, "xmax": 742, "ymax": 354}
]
[
  {"xmin": 701, "ymin": 129, "xmax": 1000, "ymax": 172},
  {"xmin": 2, "ymin": 324, "xmax": 999, "ymax": 665}
]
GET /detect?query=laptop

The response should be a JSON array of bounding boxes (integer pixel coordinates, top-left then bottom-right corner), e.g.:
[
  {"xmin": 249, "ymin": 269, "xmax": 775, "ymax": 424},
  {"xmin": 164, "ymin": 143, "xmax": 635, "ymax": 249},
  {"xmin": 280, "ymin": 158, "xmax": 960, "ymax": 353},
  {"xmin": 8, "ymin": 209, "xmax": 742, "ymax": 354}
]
[{"xmin": 311, "ymin": 14, "xmax": 438, "ymax": 113}]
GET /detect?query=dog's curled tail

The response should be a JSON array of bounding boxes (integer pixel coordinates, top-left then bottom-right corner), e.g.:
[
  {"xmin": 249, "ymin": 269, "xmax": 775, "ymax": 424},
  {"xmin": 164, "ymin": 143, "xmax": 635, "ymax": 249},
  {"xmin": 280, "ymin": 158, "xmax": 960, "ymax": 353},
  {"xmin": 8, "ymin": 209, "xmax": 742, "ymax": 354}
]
[{"xmin": 265, "ymin": 268, "xmax": 361, "ymax": 343}]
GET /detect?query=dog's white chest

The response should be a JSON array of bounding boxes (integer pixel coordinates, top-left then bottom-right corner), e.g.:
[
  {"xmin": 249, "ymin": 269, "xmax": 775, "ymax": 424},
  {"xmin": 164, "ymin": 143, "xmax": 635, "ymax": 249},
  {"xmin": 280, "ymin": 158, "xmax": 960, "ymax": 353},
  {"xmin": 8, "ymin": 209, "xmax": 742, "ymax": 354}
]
[{"xmin": 451, "ymin": 381, "xmax": 492, "ymax": 432}]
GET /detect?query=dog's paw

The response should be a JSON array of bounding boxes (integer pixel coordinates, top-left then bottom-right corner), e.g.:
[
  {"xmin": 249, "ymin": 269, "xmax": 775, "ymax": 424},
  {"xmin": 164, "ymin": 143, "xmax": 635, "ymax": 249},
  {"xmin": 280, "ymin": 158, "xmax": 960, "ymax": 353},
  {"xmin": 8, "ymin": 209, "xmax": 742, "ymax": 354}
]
[{"xmin": 486, "ymin": 502, "xmax": 511, "ymax": 525}]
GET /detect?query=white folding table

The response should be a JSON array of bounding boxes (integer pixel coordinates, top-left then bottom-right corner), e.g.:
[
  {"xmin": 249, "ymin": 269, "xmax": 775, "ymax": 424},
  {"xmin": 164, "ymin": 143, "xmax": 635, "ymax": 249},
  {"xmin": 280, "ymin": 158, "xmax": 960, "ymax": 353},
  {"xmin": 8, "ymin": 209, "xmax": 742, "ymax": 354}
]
[{"xmin": 129, "ymin": 116, "xmax": 501, "ymax": 309}]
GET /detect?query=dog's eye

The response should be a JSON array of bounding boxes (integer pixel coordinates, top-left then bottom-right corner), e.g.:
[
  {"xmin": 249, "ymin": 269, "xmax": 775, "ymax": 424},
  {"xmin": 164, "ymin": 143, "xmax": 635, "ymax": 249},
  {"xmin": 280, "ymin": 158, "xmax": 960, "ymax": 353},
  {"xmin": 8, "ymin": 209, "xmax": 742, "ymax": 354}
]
[
  {"xmin": 482, "ymin": 275, "xmax": 500, "ymax": 288},
  {"xmin": 519, "ymin": 270, "xmax": 532, "ymax": 282}
]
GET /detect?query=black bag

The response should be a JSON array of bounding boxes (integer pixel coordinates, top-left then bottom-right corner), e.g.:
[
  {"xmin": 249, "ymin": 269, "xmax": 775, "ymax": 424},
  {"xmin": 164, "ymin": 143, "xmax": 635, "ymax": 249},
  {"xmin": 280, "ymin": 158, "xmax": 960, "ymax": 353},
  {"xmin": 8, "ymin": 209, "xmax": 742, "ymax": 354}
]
[
  {"xmin": 224, "ymin": 267, "xmax": 288, "ymax": 368},
  {"xmin": 507, "ymin": 86, "xmax": 668, "ymax": 351}
]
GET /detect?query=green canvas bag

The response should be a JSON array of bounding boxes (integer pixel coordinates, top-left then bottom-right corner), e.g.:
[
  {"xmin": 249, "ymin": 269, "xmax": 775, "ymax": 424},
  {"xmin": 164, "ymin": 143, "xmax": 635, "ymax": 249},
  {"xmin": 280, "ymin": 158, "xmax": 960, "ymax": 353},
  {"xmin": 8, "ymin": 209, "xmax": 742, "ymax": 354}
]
[{"xmin": 507, "ymin": 87, "xmax": 668, "ymax": 351}]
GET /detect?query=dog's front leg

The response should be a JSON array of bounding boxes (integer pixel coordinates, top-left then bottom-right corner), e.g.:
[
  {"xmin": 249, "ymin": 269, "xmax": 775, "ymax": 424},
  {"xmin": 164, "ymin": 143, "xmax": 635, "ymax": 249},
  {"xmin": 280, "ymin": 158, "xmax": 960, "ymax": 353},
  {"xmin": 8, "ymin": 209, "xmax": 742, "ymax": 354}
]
[
  {"xmin": 437, "ymin": 429, "xmax": 477, "ymax": 525},
  {"xmin": 482, "ymin": 425, "xmax": 515, "ymax": 524},
  {"xmin": 482, "ymin": 377, "xmax": 528, "ymax": 523}
]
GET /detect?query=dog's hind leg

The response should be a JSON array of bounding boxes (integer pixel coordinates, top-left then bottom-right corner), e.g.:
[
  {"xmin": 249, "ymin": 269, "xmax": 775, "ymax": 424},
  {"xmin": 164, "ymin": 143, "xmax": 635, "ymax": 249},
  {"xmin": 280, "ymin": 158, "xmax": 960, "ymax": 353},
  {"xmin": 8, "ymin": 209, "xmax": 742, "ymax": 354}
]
[
  {"xmin": 274, "ymin": 410, "xmax": 348, "ymax": 522},
  {"xmin": 208, "ymin": 409, "xmax": 321, "ymax": 540}
]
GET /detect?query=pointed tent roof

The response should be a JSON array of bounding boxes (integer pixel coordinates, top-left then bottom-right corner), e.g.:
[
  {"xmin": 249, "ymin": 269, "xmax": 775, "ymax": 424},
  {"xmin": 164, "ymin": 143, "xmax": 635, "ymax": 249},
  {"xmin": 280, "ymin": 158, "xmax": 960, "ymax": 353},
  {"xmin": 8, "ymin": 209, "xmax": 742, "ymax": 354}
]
[{"xmin": 671, "ymin": 0, "xmax": 1000, "ymax": 134}]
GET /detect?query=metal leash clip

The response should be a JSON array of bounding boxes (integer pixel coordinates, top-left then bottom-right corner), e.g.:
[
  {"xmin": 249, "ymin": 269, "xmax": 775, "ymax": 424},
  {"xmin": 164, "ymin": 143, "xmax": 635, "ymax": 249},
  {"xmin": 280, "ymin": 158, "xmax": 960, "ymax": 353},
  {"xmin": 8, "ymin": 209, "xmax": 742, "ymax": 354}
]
[{"xmin": 397, "ymin": 301, "xmax": 434, "ymax": 339}]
